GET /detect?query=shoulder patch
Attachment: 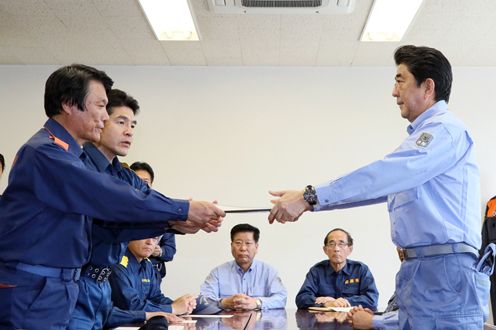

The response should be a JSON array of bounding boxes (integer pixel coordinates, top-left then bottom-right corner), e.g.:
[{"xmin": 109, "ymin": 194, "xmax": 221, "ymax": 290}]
[
  {"xmin": 120, "ymin": 255, "xmax": 129, "ymax": 268},
  {"xmin": 486, "ymin": 198, "xmax": 496, "ymax": 217},
  {"xmin": 49, "ymin": 135, "xmax": 69, "ymax": 151},
  {"xmin": 416, "ymin": 132, "xmax": 433, "ymax": 148}
]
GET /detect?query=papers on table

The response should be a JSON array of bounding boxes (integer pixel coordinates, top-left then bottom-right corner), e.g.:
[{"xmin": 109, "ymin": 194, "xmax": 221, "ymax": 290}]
[
  {"xmin": 115, "ymin": 319, "xmax": 198, "ymax": 330},
  {"xmin": 187, "ymin": 314, "xmax": 234, "ymax": 318},
  {"xmin": 308, "ymin": 306, "xmax": 353, "ymax": 313},
  {"xmin": 331, "ymin": 306, "xmax": 353, "ymax": 312}
]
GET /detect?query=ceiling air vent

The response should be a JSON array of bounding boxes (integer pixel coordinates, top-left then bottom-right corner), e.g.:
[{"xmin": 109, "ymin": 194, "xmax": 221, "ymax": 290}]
[
  {"xmin": 208, "ymin": 0, "xmax": 355, "ymax": 14},
  {"xmin": 241, "ymin": 0, "xmax": 322, "ymax": 7}
]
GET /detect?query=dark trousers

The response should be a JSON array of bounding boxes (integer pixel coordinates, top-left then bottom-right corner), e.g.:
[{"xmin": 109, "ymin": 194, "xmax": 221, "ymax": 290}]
[{"xmin": 0, "ymin": 265, "xmax": 78, "ymax": 330}]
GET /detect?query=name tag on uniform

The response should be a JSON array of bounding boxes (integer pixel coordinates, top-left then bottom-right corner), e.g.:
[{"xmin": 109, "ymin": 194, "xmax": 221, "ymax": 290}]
[
  {"xmin": 345, "ymin": 278, "xmax": 360, "ymax": 284},
  {"xmin": 416, "ymin": 132, "xmax": 433, "ymax": 147}
]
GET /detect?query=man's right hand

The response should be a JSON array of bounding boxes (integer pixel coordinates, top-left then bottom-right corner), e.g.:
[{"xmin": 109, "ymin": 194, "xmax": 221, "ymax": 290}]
[
  {"xmin": 315, "ymin": 296, "xmax": 335, "ymax": 305},
  {"xmin": 348, "ymin": 306, "xmax": 374, "ymax": 329},
  {"xmin": 325, "ymin": 297, "xmax": 351, "ymax": 308},
  {"xmin": 187, "ymin": 200, "xmax": 225, "ymax": 229},
  {"xmin": 169, "ymin": 200, "xmax": 225, "ymax": 234},
  {"xmin": 172, "ymin": 294, "xmax": 197, "ymax": 315},
  {"xmin": 268, "ymin": 190, "xmax": 312, "ymax": 224}
]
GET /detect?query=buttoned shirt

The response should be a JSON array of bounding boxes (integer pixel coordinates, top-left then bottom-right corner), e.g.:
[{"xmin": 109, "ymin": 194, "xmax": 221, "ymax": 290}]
[
  {"xmin": 74, "ymin": 143, "xmax": 171, "ymax": 327},
  {"xmin": 295, "ymin": 259, "xmax": 378, "ymax": 310},
  {"xmin": 82, "ymin": 142, "xmax": 167, "ymax": 267},
  {"xmin": 314, "ymin": 101, "xmax": 480, "ymax": 249},
  {"xmin": 200, "ymin": 259, "xmax": 287, "ymax": 310},
  {"xmin": 0, "ymin": 119, "xmax": 189, "ymax": 268},
  {"xmin": 110, "ymin": 249, "xmax": 174, "ymax": 313}
]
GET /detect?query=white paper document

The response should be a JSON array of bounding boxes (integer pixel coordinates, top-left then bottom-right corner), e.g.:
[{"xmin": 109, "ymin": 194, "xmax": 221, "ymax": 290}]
[
  {"xmin": 187, "ymin": 314, "xmax": 234, "ymax": 318},
  {"xmin": 330, "ymin": 306, "xmax": 353, "ymax": 312}
]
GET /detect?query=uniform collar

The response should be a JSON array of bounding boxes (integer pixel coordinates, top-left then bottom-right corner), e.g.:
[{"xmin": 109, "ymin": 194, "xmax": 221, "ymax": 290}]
[
  {"xmin": 83, "ymin": 142, "xmax": 124, "ymax": 174},
  {"xmin": 407, "ymin": 100, "xmax": 448, "ymax": 135},
  {"xmin": 44, "ymin": 118, "xmax": 82, "ymax": 157},
  {"xmin": 327, "ymin": 260, "xmax": 351, "ymax": 275},
  {"xmin": 125, "ymin": 248, "xmax": 149, "ymax": 272}
]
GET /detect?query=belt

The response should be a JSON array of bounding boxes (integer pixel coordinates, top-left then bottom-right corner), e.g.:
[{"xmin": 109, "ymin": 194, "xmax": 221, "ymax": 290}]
[
  {"xmin": 402, "ymin": 242, "xmax": 478, "ymax": 260},
  {"xmin": 16, "ymin": 262, "xmax": 81, "ymax": 281},
  {"xmin": 82, "ymin": 265, "xmax": 112, "ymax": 283}
]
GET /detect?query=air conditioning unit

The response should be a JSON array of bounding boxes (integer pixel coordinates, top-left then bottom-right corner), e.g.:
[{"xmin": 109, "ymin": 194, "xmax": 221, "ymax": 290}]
[{"xmin": 208, "ymin": 0, "xmax": 355, "ymax": 14}]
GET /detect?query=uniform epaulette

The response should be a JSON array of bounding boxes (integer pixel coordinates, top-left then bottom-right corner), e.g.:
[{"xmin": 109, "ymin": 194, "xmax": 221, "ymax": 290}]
[
  {"xmin": 49, "ymin": 135, "xmax": 69, "ymax": 151},
  {"xmin": 485, "ymin": 196, "xmax": 496, "ymax": 217},
  {"xmin": 120, "ymin": 255, "xmax": 129, "ymax": 268}
]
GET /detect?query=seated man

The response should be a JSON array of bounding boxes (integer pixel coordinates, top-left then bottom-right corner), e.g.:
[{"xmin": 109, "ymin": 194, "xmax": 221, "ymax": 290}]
[
  {"xmin": 200, "ymin": 223, "xmax": 287, "ymax": 310},
  {"xmin": 110, "ymin": 236, "xmax": 197, "ymax": 315},
  {"xmin": 131, "ymin": 161, "xmax": 176, "ymax": 283},
  {"xmin": 295, "ymin": 228, "xmax": 378, "ymax": 310}
]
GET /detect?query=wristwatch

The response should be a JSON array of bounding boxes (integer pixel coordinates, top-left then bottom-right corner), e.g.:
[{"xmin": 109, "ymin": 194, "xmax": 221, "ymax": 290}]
[
  {"xmin": 303, "ymin": 185, "xmax": 318, "ymax": 206},
  {"xmin": 255, "ymin": 299, "xmax": 262, "ymax": 310}
]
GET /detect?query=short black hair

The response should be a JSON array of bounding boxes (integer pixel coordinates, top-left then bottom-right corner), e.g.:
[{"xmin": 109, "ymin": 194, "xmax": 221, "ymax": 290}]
[
  {"xmin": 44, "ymin": 64, "xmax": 113, "ymax": 117},
  {"xmin": 394, "ymin": 45, "xmax": 452, "ymax": 103},
  {"xmin": 107, "ymin": 89, "xmax": 140, "ymax": 116},
  {"xmin": 0, "ymin": 153, "xmax": 4, "ymax": 172},
  {"xmin": 130, "ymin": 161, "xmax": 154, "ymax": 184},
  {"xmin": 230, "ymin": 223, "xmax": 260, "ymax": 243},
  {"xmin": 324, "ymin": 228, "xmax": 353, "ymax": 246}
]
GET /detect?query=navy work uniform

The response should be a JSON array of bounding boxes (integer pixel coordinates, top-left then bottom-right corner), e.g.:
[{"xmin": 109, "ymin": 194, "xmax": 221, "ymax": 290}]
[
  {"xmin": 312, "ymin": 101, "xmax": 488, "ymax": 328},
  {"xmin": 109, "ymin": 249, "xmax": 175, "ymax": 312},
  {"xmin": 0, "ymin": 119, "xmax": 189, "ymax": 329},
  {"xmin": 295, "ymin": 259, "xmax": 379, "ymax": 310},
  {"xmin": 69, "ymin": 143, "xmax": 172, "ymax": 329}
]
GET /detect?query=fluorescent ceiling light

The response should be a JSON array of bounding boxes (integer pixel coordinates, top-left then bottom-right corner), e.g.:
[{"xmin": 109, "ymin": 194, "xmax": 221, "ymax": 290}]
[
  {"xmin": 360, "ymin": 0, "xmax": 423, "ymax": 42},
  {"xmin": 139, "ymin": 0, "xmax": 199, "ymax": 41}
]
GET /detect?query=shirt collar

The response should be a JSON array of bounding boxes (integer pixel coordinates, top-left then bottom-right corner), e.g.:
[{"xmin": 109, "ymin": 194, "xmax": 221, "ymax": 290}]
[
  {"xmin": 83, "ymin": 143, "xmax": 124, "ymax": 174},
  {"xmin": 83, "ymin": 143, "xmax": 110, "ymax": 172},
  {"xmin": 125, "ymin": 249, "xmax": 142, "ymax": 272},
  {"xmin": 44, "ymin": 118, "xmax": 82, "ymax": 157},
  {"xmin": 328, "ymin": 260, "xmax": 351, "ymax": 275},
  {"xmin": 233, "ymin": 259, "xmax": 256, "ymax": 274},
  {"xmin": 111, "ymin": 156, "xmax": 124, "ymax": 172},
  {"xmin": 407, "ymin": 100, "xmax": 448, "ymax": 135}
]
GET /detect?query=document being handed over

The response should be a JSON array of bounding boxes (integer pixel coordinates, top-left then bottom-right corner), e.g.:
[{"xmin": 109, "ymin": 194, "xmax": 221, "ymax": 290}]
[{"xmin": 218, "ymin": 205, "xmax": 271, "ymax": 214}]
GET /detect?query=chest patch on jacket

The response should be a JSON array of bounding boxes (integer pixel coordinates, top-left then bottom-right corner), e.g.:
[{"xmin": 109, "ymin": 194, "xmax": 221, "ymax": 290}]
[{"xmin": 345, "ymin": 278, "xmax": 360, "ymax": 284}]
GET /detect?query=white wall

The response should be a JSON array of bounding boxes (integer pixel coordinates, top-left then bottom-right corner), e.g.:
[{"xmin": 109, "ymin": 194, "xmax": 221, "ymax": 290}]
[{"xmin": 1, "ymin": 65, "xmax": 495, "ymax": 310}]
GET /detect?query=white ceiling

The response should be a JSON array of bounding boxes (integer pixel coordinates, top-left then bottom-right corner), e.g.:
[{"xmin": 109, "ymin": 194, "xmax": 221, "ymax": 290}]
[{"xmin": 1, "ymin": 0, "xmax": 496, "ymax": 67}]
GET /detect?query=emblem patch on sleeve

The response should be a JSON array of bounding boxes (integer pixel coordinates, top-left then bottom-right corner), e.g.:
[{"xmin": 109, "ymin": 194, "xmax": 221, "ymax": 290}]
[{"xmin": 416, "ymin": 132, "xmax": 433, "ymax": 147}]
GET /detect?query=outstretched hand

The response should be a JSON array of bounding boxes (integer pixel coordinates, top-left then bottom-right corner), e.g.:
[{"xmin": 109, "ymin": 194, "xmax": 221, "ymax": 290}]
[
  {"xmin": 268, "ymin": 190, "xmax": 312, "ymax": 224},
  {"xmin": 170, "ymin": 200, "xmax": 226, "ymax": 234}
]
